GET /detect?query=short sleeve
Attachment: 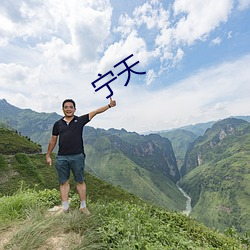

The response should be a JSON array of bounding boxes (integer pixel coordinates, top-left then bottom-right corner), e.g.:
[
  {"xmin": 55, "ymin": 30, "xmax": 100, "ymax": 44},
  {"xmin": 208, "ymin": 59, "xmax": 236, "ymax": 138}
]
[
  {"xmin": 52, "ymin": 121, "xmax": 59, "ymax": 136},
  {"xmin": 79, "ymin": 114, "xmax": 90, "ymax": 126}
]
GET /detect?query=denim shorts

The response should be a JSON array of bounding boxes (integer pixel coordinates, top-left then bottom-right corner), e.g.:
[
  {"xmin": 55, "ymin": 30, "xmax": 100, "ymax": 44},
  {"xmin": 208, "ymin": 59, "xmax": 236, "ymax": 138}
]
[{"xmin": 55, "ymin": 153, "xmax": 85, "ymax": 184}]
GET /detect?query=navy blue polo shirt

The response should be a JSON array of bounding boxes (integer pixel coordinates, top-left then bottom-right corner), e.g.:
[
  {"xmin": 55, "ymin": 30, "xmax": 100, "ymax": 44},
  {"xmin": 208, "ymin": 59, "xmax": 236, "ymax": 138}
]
[{"xmin": 52, "ymin": 114, "xmax": 90, "ymax": 155}]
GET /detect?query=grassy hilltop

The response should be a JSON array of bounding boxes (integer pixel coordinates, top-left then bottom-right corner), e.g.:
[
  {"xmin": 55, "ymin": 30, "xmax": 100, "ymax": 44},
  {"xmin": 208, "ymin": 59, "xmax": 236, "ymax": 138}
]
[{"xmin": 0, "ymin": 126, "xmax": 249, "ymax": 249}]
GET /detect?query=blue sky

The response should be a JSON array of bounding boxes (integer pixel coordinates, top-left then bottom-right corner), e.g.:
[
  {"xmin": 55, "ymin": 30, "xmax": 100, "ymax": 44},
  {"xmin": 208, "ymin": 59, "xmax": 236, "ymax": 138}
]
[{"xmin": 0, "ymin": 0, "xmax": 250, "ymax": 133}]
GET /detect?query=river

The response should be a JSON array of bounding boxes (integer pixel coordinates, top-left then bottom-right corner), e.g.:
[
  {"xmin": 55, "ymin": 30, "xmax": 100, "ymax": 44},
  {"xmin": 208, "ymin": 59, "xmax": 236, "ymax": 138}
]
[{"xmin": 176, "ymin": 182, "xmax": 192, "ymax": 216}]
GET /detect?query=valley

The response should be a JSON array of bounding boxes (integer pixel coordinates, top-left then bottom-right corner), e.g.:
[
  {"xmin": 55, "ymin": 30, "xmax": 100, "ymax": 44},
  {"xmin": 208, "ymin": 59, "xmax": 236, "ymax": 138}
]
[
  {"xmin": 0, "ymin": 98, "xmax": 250, "ymax": 236},
  {"xmin": 176, "ymin": 181, "xmax": 192, "ymax": 216}
]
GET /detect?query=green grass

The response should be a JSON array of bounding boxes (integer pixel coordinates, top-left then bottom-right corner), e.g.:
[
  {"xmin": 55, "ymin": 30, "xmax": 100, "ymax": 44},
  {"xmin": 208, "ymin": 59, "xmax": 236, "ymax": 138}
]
[
  {"xmin": 0, "ymin": 187, "xmax": 248, "ymax": 249},
  {"xmin": 180, "ymin": 125, "xmax": 250, "ymax": 235},
  {"xmin": 0, "ymin": 127, "xmax": 41, "ymax": 154},
  {"xmin": 85, "ymin": 145, "xmax": 186, "ymax": 211},
  {"xmin": 180, "ymin": 156, "xmax": 250, "ymax": 234}
]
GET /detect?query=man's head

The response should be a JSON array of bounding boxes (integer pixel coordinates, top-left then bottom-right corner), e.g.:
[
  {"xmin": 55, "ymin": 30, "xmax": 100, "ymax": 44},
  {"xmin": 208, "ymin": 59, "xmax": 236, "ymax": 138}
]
[
  {"xmin": 62, "ymin": 99, "xmax": 76, "ymax": 117},
  {"xmin": 62, "ymin": 99, "xmax": 76, "ymax": 109}
]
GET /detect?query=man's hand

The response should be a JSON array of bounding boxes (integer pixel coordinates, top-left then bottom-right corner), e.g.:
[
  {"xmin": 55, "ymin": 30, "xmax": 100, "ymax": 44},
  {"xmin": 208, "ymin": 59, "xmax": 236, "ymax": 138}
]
[
  {"xmin": 109, "ymin": 97, "xmax": 116, "ymax": 107},
  {"xmin": 46, "ymin": 155, "xmax": 52, "ymax": 166}
]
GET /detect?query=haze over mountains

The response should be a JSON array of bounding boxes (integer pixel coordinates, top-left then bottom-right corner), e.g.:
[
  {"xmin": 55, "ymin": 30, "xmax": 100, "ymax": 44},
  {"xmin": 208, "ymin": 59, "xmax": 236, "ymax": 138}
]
[{"xmin": 0, "ymin": 98, "xmax": 249, "ymax": 234}]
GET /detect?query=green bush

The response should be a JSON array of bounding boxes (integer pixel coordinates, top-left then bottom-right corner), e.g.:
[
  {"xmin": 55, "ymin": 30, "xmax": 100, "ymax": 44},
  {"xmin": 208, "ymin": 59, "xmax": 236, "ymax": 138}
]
[
  {"xmin": 0, "ymin": 186, "xmax": 248, "ymax": 249},
  {"xmin": 14, "ymin": 153, "xmax": 46, "ymax": 185},
  {"xmin": 0, "ymin": 154, "xmax": 7, "ymax": 170},
  {"xmin": 0, "ymin": 185, "xmax": 61, "ymax": 226},
  {"xmin": 96, "ymin": 200, "xmax": 246, "ymax": 249}
]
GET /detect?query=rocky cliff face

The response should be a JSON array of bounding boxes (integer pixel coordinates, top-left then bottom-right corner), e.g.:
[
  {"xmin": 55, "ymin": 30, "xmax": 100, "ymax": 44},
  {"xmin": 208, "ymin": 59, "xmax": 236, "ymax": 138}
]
[
  {"xmin": 84, "ymin": 127, "xmax": 180, "ymax": 182},
  {"xmin": 179, "ymin": 118, "xmax": 250, "ymax": 234},
  {"xmin": 181, "ymin": 118, "xmax": 249, "ymax": 176}
]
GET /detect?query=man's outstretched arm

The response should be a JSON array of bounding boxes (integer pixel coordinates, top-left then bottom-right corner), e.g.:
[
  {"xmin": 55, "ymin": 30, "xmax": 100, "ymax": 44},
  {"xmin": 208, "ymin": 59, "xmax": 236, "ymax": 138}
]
[{"xmin": 89, "ymin": 97, "xmax": 116, "ymax": 120}]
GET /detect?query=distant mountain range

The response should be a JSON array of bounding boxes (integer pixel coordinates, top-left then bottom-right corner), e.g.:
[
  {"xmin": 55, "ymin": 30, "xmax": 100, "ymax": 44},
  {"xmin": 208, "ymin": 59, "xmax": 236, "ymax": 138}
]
[
  {"xmin": 179, "ymin": 118, "xmax": 250, "ymax": 233},
  {"xmin": 0, "ymin": 99, "xmax": 185, "ymax": 211},
  {"xmin": 0, "ymin": 126, "xmax": 246, "ymax": 249},
  {"xmin": 0, "ymin": 99, "xmax": 60, "ymax": 151},
  {"xmin": 0, "ymin": 98, "xmax": 249, "ymax": 234}
]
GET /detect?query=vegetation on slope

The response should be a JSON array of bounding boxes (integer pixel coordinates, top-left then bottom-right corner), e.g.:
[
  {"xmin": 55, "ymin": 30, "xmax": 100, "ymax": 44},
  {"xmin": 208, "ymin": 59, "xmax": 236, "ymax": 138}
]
[
  {"xmin": 0, "ymin": 186, "xmax": 248, "ymax": 249},
  {"xmin": 159, "ymin": 129, "xmax": 198, "ymax": 169},
  {"xmin": 0, "ymin": 127, "xmax": 41, "ymax": 154},
  {"xmin": 84, "ymin": 126, "xmax": 186, "ymax": 211},
  {"xmin": 0, "ymin": 128, "xmax": 248, "ymax": 249},
  {"xmin": 0, "ymin": 98, "xmax": 61, "ymax": 151},
  {"xmin": 85, "ymin": 144, "xmax": 185, "ymax": 211},
  {"xmin": 180, "ymin": 120, "xmax": 250, "ymax": 234}
]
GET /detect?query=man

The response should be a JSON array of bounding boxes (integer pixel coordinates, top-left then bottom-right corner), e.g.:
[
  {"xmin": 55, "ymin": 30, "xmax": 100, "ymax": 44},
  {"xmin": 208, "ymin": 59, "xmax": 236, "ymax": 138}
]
[{"xmin": 46, "ymin": 97, "xmax": 116, "ymax": 215}]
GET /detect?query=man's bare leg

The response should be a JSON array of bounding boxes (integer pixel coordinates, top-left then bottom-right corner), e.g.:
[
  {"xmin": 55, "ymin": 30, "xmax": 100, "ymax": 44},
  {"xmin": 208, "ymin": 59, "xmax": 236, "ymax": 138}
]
[
  {"xmin": 76, "ymin": 182, "xmax": 90, "ymax": 215},
  {"xmin": 76, "ymin": 182, "xmax": 86, "ymax": 202},
  {"xmin": 60, "ymin": 180, "xmax": 70, "ymax": 211}
]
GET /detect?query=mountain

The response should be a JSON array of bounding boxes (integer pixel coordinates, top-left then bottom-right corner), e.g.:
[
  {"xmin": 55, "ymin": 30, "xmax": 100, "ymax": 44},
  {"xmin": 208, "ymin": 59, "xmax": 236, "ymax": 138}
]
[
  {"xmin": 174, "ymin": 121, "xmax": 217, "ymax": 136},
  {"xmin": 0, "ymin": 155, "xmax": 247, "ymax": 249},
  {"xmin": 1, "ymin": 99, "xmax": 250, "ymax": 233},
  {"xmin": 83, "ymin": 126, "xmax": 185, "ymax": 210},
  {"xmin": 0, "ymin": 99, "xmax": 61, "ymax": 151},
  {"xmin": 181, "ymin": 118, "xmax": 249, "ymax": 176},
  {"xmin": 0, "ymin": 126, "xmax": 41, "ymax": 154},
  {"xmin": 0, "ymin": 99, "xmax": 186, "ymax": 211},
  {"xmin": 158, "ymin": 129, "xmax": 198, "ymax": 169},
  {"xmin": 107, "ymin": 128, "xmax": 180, "ymax": 182},
  {"xmin": 179, "ymin": 118, "xmax": 250, "ymax": 233},
  {"xmin": 154, "ymin": 117, "xmax": 249, "ymax": 170},
  {"xmin": 150, "ymin": 116, "xmax": 250, "ymax": 137},
  {"xmin": 0, "ymin": 126, "xmax": 248, "ymax": 249}
]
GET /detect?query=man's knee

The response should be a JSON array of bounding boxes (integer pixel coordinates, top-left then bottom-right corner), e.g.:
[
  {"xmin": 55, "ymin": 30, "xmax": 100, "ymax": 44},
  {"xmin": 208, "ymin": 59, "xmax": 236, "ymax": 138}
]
[
  {"xmin": 60, "ymin": 180, "xmax": 69, "ymax": 186},
  {"xmin": 76, "ymin": 181, "xmax": 85, "ymax": 186}
]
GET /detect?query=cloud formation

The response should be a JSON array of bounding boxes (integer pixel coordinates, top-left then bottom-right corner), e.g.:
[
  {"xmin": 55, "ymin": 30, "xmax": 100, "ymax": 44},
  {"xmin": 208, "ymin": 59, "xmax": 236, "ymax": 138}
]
[{"xmin": 0, "ymin": 0, "xmax": 249, "ymax": 132}]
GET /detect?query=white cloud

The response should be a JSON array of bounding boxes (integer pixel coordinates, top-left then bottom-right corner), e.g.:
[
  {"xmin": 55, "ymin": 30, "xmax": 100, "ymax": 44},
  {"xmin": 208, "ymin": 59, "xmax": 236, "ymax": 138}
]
[
  {"xmin": 133, "ymin": 0, "xmax": 170, "ymax": 30},
  {"xmin": 0, "ymin": 0, "xmax": 112, "ymax": 63},
  {"xmin": 96, "ymin": 30, "xmax": 149, "ymax": 76},
  {"xmin": 95, "ymin": 54, "xmax": 250, "ymax": 133},
  {"xmin": 113, "ymin": 0, "xmax": 236, "ymax": 85},
  {"xmin": 65, "ymin": 0, "xmax": 113, "ymax": 62},
  {"xmin": 227, "ymin": 31, "xmax": 233, "ymax": 39},
  {"xmin": 113, "ymin": 13, "xmax": 135, "ymax": 37},
  {"xmin": 0, "ymin": 0, "xmax": 249, "ymax": 133},
  {"xmin": 173, "ymin": 0, "xmax": 233, "ymax": 45},
  {"xmin": 211, "ymin": 37, "xmax": 222, "ymax": 46},
  {"xmin": 238, "ymin": 0, "xmax": 250, "ymax": 10},
  {"xmin": 0, "ymin": 0, "xmax": 114, "ymax": 112},
  {"xmin": 145, "ymin": 69, "xmax": 156, "ymax": 85}
]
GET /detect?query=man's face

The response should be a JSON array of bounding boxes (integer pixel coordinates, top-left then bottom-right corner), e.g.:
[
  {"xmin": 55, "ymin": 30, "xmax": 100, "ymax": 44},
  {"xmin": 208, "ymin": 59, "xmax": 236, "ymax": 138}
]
[{"xmin": 63, "ymin": 102, "xmax": 76, "ymax": 117}]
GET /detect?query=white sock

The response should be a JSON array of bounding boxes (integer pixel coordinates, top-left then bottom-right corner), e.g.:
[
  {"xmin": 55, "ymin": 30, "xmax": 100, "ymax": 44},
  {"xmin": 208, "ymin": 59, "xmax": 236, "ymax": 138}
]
[
  {"xmin": 80, "ymin": 200, "xmax": 86, "ymax": 208},
  {"xmin": 62, "ymin": 201, "xmax": 69, "ymax": 210}
]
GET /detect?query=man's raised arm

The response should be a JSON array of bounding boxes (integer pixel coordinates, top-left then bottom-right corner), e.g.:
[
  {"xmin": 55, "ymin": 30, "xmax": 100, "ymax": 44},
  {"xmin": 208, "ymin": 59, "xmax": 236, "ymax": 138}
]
[{"xmin": 89, "ymin": 97, "xmax": 116, "ymax": 120}]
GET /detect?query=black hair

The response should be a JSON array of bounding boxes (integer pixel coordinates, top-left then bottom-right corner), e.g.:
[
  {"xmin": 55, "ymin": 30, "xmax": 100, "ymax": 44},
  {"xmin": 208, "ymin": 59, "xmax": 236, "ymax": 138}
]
[{"xmin": 62, "ymin": 99, "xmax": 76, "ymax": 108}]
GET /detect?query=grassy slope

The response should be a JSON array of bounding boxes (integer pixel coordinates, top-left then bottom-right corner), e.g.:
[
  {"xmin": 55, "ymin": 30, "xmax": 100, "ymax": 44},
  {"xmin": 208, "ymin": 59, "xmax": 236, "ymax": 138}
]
[
  {"xmin": 0, "ymin": 127, "xmax": 41, "ymax": 154},
  {"xmin": 1, "ymin": 125, "xmax": 185, "ymax": 211},
  {"xmin": 180, "ymin": 133, "xmax": 250, "ymax": 234},
  {"xmin": 0, "ymin": 173, "xmax": 248, "ymax": 248},
  {"xmin": 85, "ymin": 144, "xmax": 185, "ymax": 211},
  {"xmin": 0, "ymin": 150, "xmax": 185, "ymax": 211},
  {"xmin": 0, "ymin": 174, "xmax": 248, "ymax": 249},
  {"xmin": 179, "ymin": 120, "xmax": 250, "ymax": 234},
  {"xmin": 0, "ymin": 150, "xmax": 248, "ymax": 249}
]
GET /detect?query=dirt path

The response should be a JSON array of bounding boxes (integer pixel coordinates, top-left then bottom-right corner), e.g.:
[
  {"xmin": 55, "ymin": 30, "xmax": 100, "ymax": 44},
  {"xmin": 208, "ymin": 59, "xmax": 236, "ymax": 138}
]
[{"xmin": 0, "ymin": 227, "xmax": 17, "ymax": 249}]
